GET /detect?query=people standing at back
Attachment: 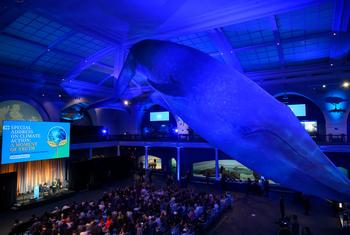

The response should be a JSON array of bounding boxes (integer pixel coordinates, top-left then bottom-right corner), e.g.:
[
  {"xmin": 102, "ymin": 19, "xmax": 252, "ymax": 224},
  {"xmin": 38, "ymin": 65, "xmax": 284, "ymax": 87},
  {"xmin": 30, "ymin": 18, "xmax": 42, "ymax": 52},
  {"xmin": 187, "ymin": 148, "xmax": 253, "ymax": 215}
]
[{"xmin": 291, "ymin": 215, "xmax": 299, "ymax": 235}]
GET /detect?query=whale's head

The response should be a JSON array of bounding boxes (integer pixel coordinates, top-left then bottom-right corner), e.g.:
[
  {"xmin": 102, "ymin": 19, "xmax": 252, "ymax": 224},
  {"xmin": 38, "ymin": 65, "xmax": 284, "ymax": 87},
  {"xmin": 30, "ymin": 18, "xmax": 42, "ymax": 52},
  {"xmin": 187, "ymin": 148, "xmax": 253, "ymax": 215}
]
[{"xmin": 130, "ymin": 40, "xmax": 218, "ymax": 97}]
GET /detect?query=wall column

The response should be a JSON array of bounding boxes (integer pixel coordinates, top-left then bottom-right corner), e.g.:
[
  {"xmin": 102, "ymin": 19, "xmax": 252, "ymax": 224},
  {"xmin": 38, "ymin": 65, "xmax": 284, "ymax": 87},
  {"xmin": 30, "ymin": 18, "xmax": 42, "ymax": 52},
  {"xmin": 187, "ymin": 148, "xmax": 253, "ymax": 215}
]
[
  {"xmin": 89, "ymin": 145, "xmax": 93, "ymax": 160},
  {"xmin": 215, "ymin": 148, "xmax": 220, "ymax": 181},
  {"xmin": 117, "ymin": 145, "xmax": 120, "ymax": 157},
  {"xmin": 176, "ymin": 147, "xmax": 181, "ymax": 181},
  {"xmin": 145, "ymin": 146, "xmax": 149, "ymax": 170}
]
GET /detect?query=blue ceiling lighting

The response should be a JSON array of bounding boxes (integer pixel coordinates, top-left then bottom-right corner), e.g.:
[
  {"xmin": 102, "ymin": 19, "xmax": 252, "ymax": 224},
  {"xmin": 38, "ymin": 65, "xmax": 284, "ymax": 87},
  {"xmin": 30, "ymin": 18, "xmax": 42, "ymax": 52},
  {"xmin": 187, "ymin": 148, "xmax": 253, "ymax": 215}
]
[
  {"xmin": 236, "ymin": 45, "xmax": 280, "ymax": 71},
  {"xmin": 170, "ymin": 32, "xmax": 218, "ymax": 54},
  {"xmin": 282, "ymin": 36, "xmax": 332, "ymax": 64},
  {"xmin": 0, "ymin": 0, "xmax": 348, "ymax": 94},
  {"xmin": 0, "ymin": 34, "xmax": 43, "ymax": 67},
  {"xmin": 276, "ymin": 1, "xmax": 334, "ymax": 40},
  {"xmin": 56, "ymin": 33, "xmax": 111, "ymax": 57},
  {"xmin": 222, "ymin": 17, "xmax": 275, "ymax": 48},
  {"xmin": 31, "ymin": 51, "xmax": 80, "ymax": 76},
  {"xmin": 3, "ymin": 12, "xmax": 72, "ymax": 46},
  {"xmin": 76, "ymin": 68, "xmax": 110, "ymax": 84},
  {"xmin": 99, "ymin": 53, "xmax": 116, "ymax": 67}
]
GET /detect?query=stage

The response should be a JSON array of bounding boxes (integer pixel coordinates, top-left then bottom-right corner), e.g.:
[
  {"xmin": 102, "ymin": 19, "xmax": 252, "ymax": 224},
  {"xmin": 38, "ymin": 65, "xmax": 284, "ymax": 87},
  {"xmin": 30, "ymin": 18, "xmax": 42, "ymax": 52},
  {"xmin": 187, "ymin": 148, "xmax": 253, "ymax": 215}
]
[{"xmin": 12, "ymin": 188, "xmax": 74, "ymax": 211}]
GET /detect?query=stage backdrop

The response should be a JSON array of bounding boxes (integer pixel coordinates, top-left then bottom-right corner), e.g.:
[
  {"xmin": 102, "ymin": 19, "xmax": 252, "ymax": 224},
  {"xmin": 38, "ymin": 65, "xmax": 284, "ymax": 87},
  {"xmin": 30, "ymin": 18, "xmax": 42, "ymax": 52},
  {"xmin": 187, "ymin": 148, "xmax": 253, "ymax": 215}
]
[
  {"xmin": 0, "ymin": 99, "xmax": 66, "ymax": 194},
  {"xmin": 0, "ymin": 159, "xmax": 66, "ymax": 194}
]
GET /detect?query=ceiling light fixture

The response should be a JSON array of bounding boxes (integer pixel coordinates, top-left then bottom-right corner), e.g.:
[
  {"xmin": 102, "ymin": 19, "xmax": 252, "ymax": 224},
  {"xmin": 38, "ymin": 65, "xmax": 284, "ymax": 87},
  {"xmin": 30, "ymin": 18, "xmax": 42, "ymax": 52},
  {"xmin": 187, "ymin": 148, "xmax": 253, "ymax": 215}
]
[{"xmin": 342, "ymin": 81, "xmax": 350, "ymax": 88}]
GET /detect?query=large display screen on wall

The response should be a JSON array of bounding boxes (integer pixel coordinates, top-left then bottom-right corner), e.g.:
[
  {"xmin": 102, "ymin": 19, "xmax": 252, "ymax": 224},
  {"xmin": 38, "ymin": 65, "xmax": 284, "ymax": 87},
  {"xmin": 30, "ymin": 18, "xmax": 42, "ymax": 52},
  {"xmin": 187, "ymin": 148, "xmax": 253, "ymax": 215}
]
[
  {"xmin": 288, "ymin": 104, "xmax": 306, "ymax": 117},
  {"xmin": 1, "ymin": 121, "xmax": 70, "ymax": 164},
  {"xmin": 150, "ymin": 111, "xmax": 169, "ymax": 122},
  {"xmin": 300, "ymin": 121, "xmax": 317, "ymax": 134}
]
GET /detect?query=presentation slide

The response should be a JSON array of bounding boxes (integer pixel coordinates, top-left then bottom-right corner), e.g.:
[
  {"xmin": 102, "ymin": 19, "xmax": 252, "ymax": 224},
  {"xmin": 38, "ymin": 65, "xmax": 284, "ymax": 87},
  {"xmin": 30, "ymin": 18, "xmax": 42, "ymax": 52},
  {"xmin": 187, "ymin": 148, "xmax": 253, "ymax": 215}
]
[
  {"xmin": 288, "ymin": 104, "xmax": 306, "ymax": 117},
  {"xmin": 1, "ymin": 121, "xmax": 70, "ymax": 164},
  {"xmin": 150, "ymin": 111, "xmax": 169, "ymax": 122}
]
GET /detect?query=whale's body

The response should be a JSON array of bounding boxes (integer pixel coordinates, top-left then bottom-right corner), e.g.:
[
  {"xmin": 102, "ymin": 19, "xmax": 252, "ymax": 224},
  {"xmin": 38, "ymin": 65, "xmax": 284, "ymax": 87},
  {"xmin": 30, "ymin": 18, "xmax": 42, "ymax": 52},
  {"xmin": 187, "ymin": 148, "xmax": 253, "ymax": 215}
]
[{"xmin": 105, "ymin": 40, "xmax": 350, "ymax": 201}]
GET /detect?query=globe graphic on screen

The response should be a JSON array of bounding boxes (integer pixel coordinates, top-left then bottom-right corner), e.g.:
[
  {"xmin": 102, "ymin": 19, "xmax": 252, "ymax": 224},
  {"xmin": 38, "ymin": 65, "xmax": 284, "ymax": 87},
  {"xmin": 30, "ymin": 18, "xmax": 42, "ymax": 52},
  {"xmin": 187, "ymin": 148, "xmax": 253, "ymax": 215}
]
[
  {"xmin": 47, "ymin": 126, "xmax": 67, "ymax": 157},
  {"xmin": 47, "ymin": 126, "xmax": 67, "ymax": 145}
]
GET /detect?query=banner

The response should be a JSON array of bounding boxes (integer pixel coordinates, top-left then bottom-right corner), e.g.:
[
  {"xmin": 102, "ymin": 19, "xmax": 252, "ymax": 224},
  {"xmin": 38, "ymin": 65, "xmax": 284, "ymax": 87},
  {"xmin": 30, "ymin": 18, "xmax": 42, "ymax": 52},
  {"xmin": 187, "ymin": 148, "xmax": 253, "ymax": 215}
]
[{"xmin": 1, "ymin": 121, "xmax": 70, "ymax": 164}]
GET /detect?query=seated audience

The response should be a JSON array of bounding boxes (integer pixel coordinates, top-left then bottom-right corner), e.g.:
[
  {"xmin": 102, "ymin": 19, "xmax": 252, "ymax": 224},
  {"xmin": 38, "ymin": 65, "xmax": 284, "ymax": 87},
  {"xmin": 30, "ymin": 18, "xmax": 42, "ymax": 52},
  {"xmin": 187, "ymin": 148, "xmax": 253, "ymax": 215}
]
[{"xmin": 11, "ymin": 181, "xmax": 232, "ymax": 235}]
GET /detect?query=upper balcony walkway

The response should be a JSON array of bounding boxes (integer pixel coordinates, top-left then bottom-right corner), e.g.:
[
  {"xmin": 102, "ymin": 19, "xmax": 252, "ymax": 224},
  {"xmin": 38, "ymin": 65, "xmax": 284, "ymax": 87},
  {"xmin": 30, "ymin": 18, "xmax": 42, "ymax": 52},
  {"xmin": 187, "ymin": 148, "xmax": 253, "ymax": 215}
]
[{"xmin": 71, "ymin": 134, "xmax": 350, "ymax": 153}]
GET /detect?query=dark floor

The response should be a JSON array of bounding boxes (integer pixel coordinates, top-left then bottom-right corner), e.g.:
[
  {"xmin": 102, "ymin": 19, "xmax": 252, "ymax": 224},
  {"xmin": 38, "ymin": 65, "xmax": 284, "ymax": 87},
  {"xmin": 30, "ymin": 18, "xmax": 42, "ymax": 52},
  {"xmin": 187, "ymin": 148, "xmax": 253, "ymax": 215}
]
[
  {"xmin": 207, "ymin": 192, "xmax": 342, "ymax": 235},
  {"xmin": 0, "ymin": 175, "xmax": 345, "ymax": 235}
]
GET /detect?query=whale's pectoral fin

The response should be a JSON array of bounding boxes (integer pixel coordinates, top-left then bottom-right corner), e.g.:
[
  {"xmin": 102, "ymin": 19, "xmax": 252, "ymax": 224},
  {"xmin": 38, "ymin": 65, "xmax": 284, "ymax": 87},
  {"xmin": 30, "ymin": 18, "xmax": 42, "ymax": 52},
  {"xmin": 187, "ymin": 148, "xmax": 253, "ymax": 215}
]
[
  {"xmin": 113, "ymin": 52, "xmax": 137, "ymax": 98},
  {"xmin": 147, "ymin": 75, "xmax": 187, "ymax": 97},
  {"xmin": 86, "ymin": 53, "xmax": 137, "ymax": 110},
  {"xmin": 150, "ymin": 92, "xmax": 171, "ymax": 110}
]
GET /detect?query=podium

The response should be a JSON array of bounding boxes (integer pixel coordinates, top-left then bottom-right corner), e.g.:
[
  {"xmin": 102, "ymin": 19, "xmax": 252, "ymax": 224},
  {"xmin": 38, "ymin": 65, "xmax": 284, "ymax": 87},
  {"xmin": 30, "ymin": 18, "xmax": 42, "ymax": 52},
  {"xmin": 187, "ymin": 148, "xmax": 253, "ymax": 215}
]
[{"xmin": 33, "ymin": 185, "xmax": 39, "ymax": 199}]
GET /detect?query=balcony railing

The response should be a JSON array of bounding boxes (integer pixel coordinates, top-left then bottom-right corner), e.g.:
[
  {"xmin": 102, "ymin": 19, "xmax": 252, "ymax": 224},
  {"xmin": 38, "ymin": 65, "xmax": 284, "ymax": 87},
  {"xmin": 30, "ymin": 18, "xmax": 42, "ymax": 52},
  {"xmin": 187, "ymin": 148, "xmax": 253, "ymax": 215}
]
[
  {"xmin": 309, "ymin": 134, "xmax": 349, "ymax": 145},
  {"xmin": 71, "ymin": 134, "xmax": 205, "ymax": 143},
  {"xmin": 71, "ymin": 133, "xmax": 350, "ymax": 145}
]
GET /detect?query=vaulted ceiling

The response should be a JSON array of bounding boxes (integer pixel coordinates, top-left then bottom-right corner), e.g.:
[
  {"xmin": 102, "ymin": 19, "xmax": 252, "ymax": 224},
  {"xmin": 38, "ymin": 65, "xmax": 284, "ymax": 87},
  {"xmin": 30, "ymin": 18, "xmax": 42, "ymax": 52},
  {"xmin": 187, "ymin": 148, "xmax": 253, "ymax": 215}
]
[{"xmin": 0, "ymin": 0, "xmax": 349, "ymax": 99}]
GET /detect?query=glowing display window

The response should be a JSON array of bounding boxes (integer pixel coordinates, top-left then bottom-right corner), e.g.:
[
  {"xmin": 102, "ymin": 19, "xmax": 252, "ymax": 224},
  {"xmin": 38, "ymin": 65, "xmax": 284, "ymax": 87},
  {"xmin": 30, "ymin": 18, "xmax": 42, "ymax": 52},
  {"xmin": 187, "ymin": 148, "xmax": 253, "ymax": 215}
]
[
  {"xmin": 150, "ymin": 111, "xmax": 169, "ymax": 122},
  {"xmin": 300, "ymin": 121, "xmax": 317, "ymax": 133},
  {"xmin": 288, "ymin": 104, "xmax": 306, "ymax": 117}
]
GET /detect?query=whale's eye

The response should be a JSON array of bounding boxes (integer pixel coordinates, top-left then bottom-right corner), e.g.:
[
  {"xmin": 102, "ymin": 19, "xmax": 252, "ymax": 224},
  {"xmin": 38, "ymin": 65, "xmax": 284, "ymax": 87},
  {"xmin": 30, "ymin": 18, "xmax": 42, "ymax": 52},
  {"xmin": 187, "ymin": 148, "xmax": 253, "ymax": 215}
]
[{"xmin": 169, "ymin": 75, "xmax": 176, "ymax": 83}]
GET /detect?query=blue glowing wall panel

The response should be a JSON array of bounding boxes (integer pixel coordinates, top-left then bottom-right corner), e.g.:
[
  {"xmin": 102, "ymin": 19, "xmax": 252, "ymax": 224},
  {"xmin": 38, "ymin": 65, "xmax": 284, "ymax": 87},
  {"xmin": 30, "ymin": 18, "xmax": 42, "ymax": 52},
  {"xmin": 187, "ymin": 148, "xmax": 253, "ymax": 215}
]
[
  {"xmin": 1, "ymin": 121, "xmax": 70, "ymax": 164},
  {"xmin": 288, "ymin": 104, "xmax": 306, "ymax": 117},
  {"xmin": 150, "ymin": 111, "xmax": 169, "ymax": 122}
]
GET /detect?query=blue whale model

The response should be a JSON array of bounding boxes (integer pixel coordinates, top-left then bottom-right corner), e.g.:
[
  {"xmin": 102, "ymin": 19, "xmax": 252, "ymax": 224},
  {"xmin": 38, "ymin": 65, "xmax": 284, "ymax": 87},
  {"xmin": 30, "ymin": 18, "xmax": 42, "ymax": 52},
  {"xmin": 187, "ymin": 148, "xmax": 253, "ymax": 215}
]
[{"xmin": 98, "ymin": 40, "xmax": 350, "ymax": 201}]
